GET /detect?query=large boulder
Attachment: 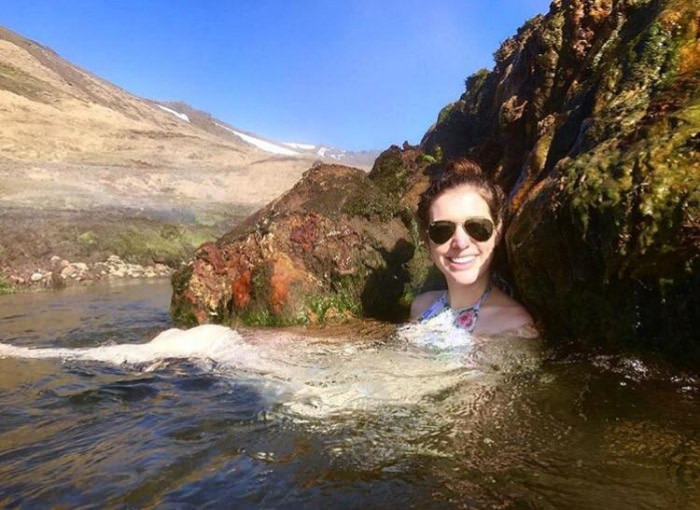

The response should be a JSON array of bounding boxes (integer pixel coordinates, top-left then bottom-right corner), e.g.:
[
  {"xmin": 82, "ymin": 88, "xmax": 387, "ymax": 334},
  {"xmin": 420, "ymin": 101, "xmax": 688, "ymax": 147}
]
[{"xmin": 170, "ymin": 164, "xmax": 425, "ymax": 326}]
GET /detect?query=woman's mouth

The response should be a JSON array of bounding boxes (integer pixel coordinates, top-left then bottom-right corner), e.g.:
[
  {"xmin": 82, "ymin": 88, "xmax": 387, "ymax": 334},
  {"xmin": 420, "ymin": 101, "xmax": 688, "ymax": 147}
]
[{"xmin": 447, "ymin": 255, "xmax": 477, "ymax": 265}]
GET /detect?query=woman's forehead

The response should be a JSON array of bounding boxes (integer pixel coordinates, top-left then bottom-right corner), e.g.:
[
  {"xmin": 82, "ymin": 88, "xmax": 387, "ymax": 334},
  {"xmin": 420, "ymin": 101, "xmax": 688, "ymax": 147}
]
[{"xmin": 429, "ymin": 185, "xmax": 491, "ymax": 220}]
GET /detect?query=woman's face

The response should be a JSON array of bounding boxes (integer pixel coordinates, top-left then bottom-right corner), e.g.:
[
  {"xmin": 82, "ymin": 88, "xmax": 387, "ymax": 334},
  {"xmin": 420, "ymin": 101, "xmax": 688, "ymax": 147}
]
[{"xmin": 427, "ymin": 184, "xmax": 498, "ymax": 289}]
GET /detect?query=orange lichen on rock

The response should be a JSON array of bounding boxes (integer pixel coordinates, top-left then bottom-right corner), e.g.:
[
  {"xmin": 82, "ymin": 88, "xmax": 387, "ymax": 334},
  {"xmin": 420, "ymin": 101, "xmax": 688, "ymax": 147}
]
[
  {"xmin": 667, "ymin": 2, "xmax": 700, "ymax": 74},
  {"xmin": 679, "ymin": 38, "xmax": 700, "ymax": 75},
  {"xmin": 231, "ymin": 269, "xmax": 251, "ymax": 309},
  {"xmin": 589, "ymin": 0, "xmax": 613, "ymax": 23},
  {"xmin": 268, "ymin": 254, "xmax": 302, "ymax": 314}
]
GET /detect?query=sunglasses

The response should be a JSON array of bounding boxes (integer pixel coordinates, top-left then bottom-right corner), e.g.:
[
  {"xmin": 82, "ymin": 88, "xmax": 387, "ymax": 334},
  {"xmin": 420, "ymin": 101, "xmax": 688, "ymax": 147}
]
[{"xmin": 427, "ymin": 218, "xmax": 495, "ymax": 244}]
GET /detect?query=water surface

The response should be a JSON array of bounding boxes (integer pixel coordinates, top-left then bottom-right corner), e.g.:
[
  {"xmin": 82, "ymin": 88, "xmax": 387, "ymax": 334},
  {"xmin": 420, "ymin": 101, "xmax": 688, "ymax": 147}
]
[{"xmin": 0, "ymin": 280, "xmax": 698, "ymax": 509}]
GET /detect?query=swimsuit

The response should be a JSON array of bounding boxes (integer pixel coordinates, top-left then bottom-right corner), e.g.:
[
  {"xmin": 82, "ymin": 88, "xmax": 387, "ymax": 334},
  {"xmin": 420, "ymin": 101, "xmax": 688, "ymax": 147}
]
[{"xmin": 418, "ymin": 282, "xmax": 492, "ymax": 333}]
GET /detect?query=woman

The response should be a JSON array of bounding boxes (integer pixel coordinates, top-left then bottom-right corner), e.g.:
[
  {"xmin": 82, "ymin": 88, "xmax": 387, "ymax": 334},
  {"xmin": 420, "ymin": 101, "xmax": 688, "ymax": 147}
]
[{"xmin": 410, "ymin": 158, "xmax": 534, "ymax": 335}]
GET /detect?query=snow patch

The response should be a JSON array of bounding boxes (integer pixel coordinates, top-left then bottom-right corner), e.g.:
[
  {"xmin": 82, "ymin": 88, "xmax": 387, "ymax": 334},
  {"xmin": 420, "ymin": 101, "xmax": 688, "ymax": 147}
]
[
  {"xmin": 216, "ymin": 123, "xmax": 299, "ymax": 156},
  {"xmin": 156, "ymin": 104, "xmax": 190, "ymax": 123},
  {"xmin": 283, "ymin": 142, "xmax": 316, "ymax": 150}
]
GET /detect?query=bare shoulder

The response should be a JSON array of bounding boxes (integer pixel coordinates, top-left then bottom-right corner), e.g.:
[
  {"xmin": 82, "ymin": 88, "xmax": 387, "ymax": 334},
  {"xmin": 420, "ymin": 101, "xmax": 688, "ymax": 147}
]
[
  {"xmin": 476, "ymin": 287, "xmax": 535, "ymax": 335},
  {"xmin": 410, "ymin": 290, "xmax": 444, "ymax": 321}
]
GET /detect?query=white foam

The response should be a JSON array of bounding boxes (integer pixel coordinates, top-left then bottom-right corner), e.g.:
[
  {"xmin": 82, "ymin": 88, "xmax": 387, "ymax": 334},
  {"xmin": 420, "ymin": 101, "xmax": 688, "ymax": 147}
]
[
  {"xmin": 0, "ymin": 323, "xmax": 491, "ymax": 417},
  {"xmin": 0, "ymin": 325, "xmax": 237, "ymax": 364},
  {"xmin": 396, "ymin": 313, "xmax": 475, "ymax": 350}
]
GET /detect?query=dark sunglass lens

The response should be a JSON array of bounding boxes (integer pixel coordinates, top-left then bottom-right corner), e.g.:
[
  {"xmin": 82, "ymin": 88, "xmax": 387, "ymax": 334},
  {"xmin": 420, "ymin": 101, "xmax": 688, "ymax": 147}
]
[
  {"xmin": 428, "ymin": 221, "xmax": 456, "ymax": 244},
  {"xmin": 464, "ymin": 219, "xmax": 494, "ymax": 242}
]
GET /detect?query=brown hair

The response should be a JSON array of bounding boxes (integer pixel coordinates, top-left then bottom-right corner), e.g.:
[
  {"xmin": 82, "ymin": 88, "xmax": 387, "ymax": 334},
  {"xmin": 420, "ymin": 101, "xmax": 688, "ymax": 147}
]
[{"xmin": 417, "ymin": 158, "xmax": 506, "ymax": 236}]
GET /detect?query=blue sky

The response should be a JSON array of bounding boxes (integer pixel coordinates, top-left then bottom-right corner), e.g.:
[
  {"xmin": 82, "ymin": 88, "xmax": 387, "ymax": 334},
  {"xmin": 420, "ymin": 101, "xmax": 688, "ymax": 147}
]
[{"xmin": 3, "ymin": 1, "xmax": 550, "ymax": 151}]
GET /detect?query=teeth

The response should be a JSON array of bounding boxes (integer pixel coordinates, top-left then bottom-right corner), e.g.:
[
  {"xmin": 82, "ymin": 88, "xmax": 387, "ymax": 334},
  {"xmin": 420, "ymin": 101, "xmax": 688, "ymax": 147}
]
[{"xmin": 450, "ymin": 256, "xmax": 475, "ymax": 263}]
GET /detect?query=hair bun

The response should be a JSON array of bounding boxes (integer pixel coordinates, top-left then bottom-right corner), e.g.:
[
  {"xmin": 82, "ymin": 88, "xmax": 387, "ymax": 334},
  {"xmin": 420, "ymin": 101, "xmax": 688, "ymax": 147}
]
[{"xmin": 440, "ymin": 158, "xmax": 484, "ymax": 179}]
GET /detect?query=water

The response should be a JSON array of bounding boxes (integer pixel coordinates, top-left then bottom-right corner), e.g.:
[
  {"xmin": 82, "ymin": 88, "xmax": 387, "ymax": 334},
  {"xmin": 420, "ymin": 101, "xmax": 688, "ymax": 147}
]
[{"xmin": 0, "ymin": 280, "xmax": 698, "ymax": 509}]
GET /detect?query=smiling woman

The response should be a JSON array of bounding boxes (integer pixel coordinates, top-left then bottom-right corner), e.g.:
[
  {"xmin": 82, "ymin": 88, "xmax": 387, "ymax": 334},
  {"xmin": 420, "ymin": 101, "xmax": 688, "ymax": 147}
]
[{"xmin": 410, "ymin": 158, "xmax": 534, "ymax": 336}]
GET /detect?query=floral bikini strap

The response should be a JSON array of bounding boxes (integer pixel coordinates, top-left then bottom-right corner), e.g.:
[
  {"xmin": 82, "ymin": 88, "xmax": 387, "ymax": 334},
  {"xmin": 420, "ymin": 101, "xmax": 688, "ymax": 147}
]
[
  {"xmin": 418, "ymin": 280, "xmax": 493, "ymax": 332},
  {"xmin": 418, "ymin": 292, "xmax": 449, "ymax": 322},
  {"xmin": 452, "ymin": 281, "xmax": 492, "ymax": 332}
]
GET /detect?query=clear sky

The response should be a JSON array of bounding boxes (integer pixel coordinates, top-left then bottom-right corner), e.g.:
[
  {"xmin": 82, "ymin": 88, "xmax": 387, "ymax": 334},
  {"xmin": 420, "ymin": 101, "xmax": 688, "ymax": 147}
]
[{"xmin": 3, "ymin": 0, "xmax": 550, "ymax": 151}]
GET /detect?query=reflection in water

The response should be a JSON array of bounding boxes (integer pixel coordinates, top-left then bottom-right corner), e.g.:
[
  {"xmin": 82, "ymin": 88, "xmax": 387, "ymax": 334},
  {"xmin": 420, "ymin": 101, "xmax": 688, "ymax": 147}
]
[{"xmin": 0, "ymin": 280, "xmax": 698, "ymax": 508}]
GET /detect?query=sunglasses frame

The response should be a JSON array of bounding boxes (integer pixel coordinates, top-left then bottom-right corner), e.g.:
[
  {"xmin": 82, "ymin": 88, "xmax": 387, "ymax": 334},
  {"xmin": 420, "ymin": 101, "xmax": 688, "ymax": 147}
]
[{"xmin": 427, "ymin": 217, "xmax": 495, "ymax": 244}]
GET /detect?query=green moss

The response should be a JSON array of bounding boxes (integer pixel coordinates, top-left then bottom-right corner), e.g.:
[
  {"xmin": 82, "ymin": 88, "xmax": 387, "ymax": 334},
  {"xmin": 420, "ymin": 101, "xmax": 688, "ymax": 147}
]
[
  {"xmin": 169, "ymin": 265, "xmax": 198, "ymax": 326},
  {"xmin": 236, "ymin": 305, "xmax": 309, "ymax": 328},
  {"xmin": 437, "ymin": 103, "xmax": 455, "ymax": 125},
  {"xmin": 368, "ymin": 148, "xmax": 411, "ymax": 198},
  {"xmin": 341, "ymin": 184, "xmax": 398, "ymax": 221},
  {"xmin": 306, "ymin": 280, "xmax": 362, "ymax": 323},
  {"xmin": 159, "ymin": 224, "xmax": 181, "ymax": 241},
  {"xmin": 170, "ymin": 302, "xmax": 198, "ymax": 327},
  {"xmin": 77, "ymin": 231, "xmax": 98, "ymax": 247},
  {"xmin": 420, "ymin": 145, "xmax": 444, "ymax": 166},
  {"xmin": 102, "ymin": 224, "xmax": 213, "ymax": 265},
  {"xmin": 250, "ymin": 265, "xmax": 270, "ymax": 302},
  {"xmin": 463, "ymin": 68, "xmax": 489, "ymax": 98},
  {"xmin": 420, "ymin": 154, "xmax": 437, "ymax": 165},
  {"xmin": 0, "ymin": 274, "xmax": 14, "ymax": 295},
  {"xmin": 171, "ymin": 264, "xmax": 193, "ymax": 295}
]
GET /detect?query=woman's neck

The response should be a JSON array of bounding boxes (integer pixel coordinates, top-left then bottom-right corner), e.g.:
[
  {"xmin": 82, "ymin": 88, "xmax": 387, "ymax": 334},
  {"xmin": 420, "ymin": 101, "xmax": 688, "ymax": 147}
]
[{"xmin": 446, "ymin": 272, "xmax": 491, "ymax": 309}]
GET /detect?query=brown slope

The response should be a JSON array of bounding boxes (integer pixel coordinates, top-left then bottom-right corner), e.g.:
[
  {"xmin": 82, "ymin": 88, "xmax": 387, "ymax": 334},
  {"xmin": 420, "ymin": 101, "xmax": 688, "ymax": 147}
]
[{"xmin": 0, "ymin": 25, "xmax": 316, "ymax": 288}]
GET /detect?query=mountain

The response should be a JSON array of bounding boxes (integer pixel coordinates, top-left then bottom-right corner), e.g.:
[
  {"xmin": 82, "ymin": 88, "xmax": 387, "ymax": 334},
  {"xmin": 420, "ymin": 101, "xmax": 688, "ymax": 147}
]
[
  {"xmin": 281, "ymin": 142, "xmax": 381, "ymax": 168},
  {"xmin": 0, "ymin": 25, "xmax": 376, "ymax": 286}
]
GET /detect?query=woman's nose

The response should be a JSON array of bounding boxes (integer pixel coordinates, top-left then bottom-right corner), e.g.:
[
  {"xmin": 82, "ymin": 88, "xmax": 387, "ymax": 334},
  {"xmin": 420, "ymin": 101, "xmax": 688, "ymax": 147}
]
[{"xmin": 451, "ymin": 225, "xmax": 472, "ymax": 249}]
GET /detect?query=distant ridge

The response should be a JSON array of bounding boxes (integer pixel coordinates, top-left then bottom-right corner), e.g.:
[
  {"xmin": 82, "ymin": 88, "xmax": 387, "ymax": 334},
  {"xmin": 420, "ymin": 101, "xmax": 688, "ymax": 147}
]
[{"xmin": 0, "ymin": 25, "xmax": 378, "ymax": 169}]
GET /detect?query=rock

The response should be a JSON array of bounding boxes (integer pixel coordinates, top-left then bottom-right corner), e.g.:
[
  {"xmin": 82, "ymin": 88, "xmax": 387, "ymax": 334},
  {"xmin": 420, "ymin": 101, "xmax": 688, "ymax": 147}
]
[
  {"xmin": 126, "ymin": 264, "xmax": 144, "ymax": 278},
  {"xmin": 419, "ymin": 0, "xmax": 699, "ymax": 362},
  {"xmin": 49, "ymin": 255, "xmax": 61, "ymax": 264},
  {"xmin": 72, "ymin": 262, "xmax": 89, "ymax": 272},
  {"xmin": 30, "ymin": 272, "xmax": 43, "ymax": 282},
  {"xmin": 60, "ymin": 265, "xmax": 76, "ymax": 278},
  {"xmin": 107, "ymin": 256, "xmax": 128, "ymax": 276},
  {"xmin": 171, "ymin": 164, "xmax": 418, "ymax": 326}
]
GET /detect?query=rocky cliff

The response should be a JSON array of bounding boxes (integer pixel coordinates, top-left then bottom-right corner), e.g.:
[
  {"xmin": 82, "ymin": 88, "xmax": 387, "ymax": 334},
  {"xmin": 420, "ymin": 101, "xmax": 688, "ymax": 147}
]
[
  {"xmin": 171, "ymin": 0, "xmax": 699, "ymax": 362},
  {"xmin": 420, "ymin": 0, "xmax": 699, "ymax": 360}
]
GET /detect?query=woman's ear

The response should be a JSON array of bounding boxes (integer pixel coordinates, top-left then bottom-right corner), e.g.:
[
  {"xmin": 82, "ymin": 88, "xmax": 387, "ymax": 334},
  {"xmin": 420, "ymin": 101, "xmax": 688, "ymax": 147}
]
[
  {"xmin": 420, "ymin": 229, "xmax": 430, "ymax": 248},
  {"xmin": 495, "ymin": 220, "xmax": 504, "ymax": 243}
]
